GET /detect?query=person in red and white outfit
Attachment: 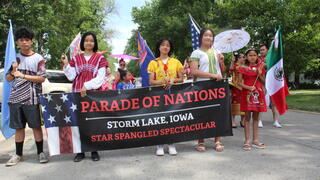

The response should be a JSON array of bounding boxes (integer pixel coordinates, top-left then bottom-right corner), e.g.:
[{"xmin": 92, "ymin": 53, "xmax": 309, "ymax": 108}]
[
  {"xmin": 238, "ymin": 49, "xmax": 267, "ymax": 151},
  {"xmin": 62, "ymin": 32, "xmax": 108, "ymax": 162}
]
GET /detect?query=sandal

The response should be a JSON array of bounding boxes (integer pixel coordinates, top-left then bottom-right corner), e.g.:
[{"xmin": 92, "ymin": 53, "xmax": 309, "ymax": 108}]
[
  {"xmin": 252, "ymin": 141, "xmax": 266, "ymax": 149},
  {"xmin": 195, "ymin": 143, "xmax": 206, "ymax": 152},
  {"xmin": 214, "ymin": 142, "xmax": 224, "ymax": 152},
  {"xmin": 242, "ymin": 143, "xmax": 251, "ymax": 151}
]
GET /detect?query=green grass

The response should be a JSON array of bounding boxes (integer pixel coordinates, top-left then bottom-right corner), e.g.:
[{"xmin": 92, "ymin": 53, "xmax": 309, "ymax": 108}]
[
  {"xmin": 287, "ymin": 92, "xmax": 320, "ymax": 112},
  {"xmin": 289, "ymin": 89, "xmax": 320, "ymax": 93}
]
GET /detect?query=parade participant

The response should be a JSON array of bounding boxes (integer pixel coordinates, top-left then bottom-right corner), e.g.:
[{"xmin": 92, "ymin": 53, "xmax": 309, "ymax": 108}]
[
  {"xmin": 62, "ymin": 32, "xmax": 107, "ymax": 162},
  {"xmin": 147, "ymin": 38, "xmax": 183, "ymax": 156},
  {"xmin": 257, "ymin": 44, "xmax": 268, "ymax": 127},
  {"xmin": 101, "ymin": 67, "xmax": 115, "ymax": 91},
  {"xmin": 117, "ymin": 69, "xmax": 136, "ymax": 90},
  {"xmin": 229, "ymin": 53, "xmax": 245, "ymax": 128},
  {"xmin": 5, "ymin": 28, "xmax": 48, "ymax": 166},
  {"xmin": 114, "ymin": 59, "xmax": 135, "ymax": 89},
  {"xmin": 271, "ymin": 100, "xmax": 282, "ymax": 128},
  {"xmin": 238, "ymin": 49, "xmax": 267, "ymax": 151},
  {"xmin": 183, "ymin": 57, "xmax": 193, "ymax": 82},
  {"xmin": 258, "ymin": 44, "xmax": 268, "ymax": 64},
  {"xmin": 258, "ymin": 44, "xmax": 282, "ymax": 128},
  {"xmin": 189, "ymin": 28, "xmax": 226, "ymax": 152}
]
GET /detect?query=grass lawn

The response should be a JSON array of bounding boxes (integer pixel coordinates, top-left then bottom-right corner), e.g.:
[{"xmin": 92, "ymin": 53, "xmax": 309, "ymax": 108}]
[
  {"xmin": 289, "ymin": 89, "xmax": 320, "ymax": 94},
  {"xmin": 287, "ymin": 91, "xmax": 320, "ymax": 112}
]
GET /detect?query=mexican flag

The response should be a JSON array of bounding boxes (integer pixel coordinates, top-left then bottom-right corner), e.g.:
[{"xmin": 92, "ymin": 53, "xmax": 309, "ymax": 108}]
[{"xmin": 266, "ymin": 28, "xmax": 289, "ymax": 115}]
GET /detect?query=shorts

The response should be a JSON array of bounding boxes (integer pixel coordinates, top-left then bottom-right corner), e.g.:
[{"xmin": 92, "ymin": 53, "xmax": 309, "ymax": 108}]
[{"xmin": 9, "ymin": 104, "xmax": 42, "ymax": 129}]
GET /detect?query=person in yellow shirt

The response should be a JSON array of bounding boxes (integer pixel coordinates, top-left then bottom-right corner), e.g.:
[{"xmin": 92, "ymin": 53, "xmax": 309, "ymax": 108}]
[{"xmin": 147, "ymin": 38, "xmax": 183, "ymax": 156}]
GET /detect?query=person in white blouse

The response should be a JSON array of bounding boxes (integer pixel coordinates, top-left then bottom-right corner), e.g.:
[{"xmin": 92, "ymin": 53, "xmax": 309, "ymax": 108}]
[{"xmin": 189, "ymin": 28, "xmax": 226, "ymax": 152}]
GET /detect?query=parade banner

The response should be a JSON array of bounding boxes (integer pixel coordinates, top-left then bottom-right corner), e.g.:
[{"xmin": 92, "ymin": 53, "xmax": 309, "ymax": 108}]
[{"xmin": 40, "ymin": 80, "xmax": 232, "ymax": 155}]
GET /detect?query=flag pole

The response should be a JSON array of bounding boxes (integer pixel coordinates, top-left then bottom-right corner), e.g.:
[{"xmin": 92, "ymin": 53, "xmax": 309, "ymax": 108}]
[
  {"xmin": 188, "ymin": 13, "xmax": 201, "ymax": 30},
  {"xmin": 64, "ymin": 32, "xmax": 81, "ymax": 55}
]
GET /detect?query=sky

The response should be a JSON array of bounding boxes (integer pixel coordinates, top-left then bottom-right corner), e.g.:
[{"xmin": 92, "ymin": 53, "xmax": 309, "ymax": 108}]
[{"xmin": 107, "ymin": 0, "xmax": 148, "ymax": 54}]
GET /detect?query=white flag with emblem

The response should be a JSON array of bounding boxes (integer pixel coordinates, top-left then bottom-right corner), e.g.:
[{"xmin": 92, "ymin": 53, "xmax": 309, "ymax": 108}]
[{"xmin": 266, "ymin": 28, "xmax": 289, "ymax": 115}]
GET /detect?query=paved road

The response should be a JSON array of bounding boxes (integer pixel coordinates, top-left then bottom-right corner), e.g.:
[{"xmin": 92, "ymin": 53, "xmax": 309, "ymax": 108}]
[{"xmin": 0, "ymin": 110, "xmax": 319, "ymax": 180}]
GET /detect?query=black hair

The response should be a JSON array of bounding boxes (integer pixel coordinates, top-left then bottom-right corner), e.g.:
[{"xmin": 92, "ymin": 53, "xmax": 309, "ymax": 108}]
[
  {"xmin": 244, "ymin": 48, "xmax": 259, "ymax": 65},
  {"xmin": 14, "ymin": 28, "xmax": 34, "ymax": 40},
  {"xmin": 199, "ymin": 28, "xmax": 214, "ymax": 47},
  {"xmin": 233, "ymin": 52, "xmax": 244, "ymax": 63},
  {"xmin": 119, "ymin": 58, "xmax": 125, "ymax": 64},
  {"xmin": 118, "ymin": 68, "xmax": 129, "ymax": 81},
  {"xmin": 80, "ymin": 32, "xmax": 98, "ymax": 52},
  {"xmin": 259, "ymin": 43, "xmax": 269, "ymax": 50},
  {"xmin": 155, "ymin": 38, "xmax": 173, "ymax": 58}
]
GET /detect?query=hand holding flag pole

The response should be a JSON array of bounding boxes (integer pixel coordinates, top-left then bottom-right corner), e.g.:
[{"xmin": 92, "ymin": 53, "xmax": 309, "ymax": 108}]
[
  {"xmin": 61, "ymin": 53, "xmax": 68, "ymax": 67},
  {"xmin": 249, "ymin": 64, "xmax": 264, "ymax": 91}
]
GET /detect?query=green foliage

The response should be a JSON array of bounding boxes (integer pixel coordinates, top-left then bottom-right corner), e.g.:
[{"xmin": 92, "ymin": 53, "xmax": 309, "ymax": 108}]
[
  {"xmin": 0, "ymin": 0, "xmax": 115, "ymax": 69},
  {"xmin": 287, "ymin": 92, "xmax": 320, "ymax": 112},
  {"xmin": 107, "ymin": 57, "xmax": 118, "ymax": 74},
  {"xmin": 127, "ymin": 60, "xmax": 140, "ymax": 77},
  {"xmin": 124, "ymin": 31, "xmax": 140, "ymax": 77},
  {"xmin": 305, "ymin": 58, "xmax": 320, "ymax": 80},
  {"xmin": 128, "ymin": 0, "xmax": 320, "ymax": 78}
]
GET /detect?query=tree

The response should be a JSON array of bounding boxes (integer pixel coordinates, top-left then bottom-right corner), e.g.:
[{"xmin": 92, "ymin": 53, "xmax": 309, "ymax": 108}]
[
  {"xmin": 0, "ymin": 0, "xmax": 116, "ymax": 69},
  {"xmin": 130, "ymin": 0, "xmax": 320, "ymax": 86},
  {"xmin": 123, "ymin": 31, "xmax": 141, "ymax": 77}
]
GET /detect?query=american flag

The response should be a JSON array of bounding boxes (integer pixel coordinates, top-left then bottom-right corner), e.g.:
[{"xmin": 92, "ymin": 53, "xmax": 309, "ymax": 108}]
[
  {"xmin": 189, "ymin": 14, "xmax": 201, "ymax": 50},
  {"xmin": 40, "ymin": 93, "xmax": 81, "ymax": 156}
]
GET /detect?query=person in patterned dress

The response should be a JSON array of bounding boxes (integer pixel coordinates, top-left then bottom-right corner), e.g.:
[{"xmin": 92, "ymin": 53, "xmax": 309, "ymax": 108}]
[
  {"xmin": 238, "ymin": 49, "xmax": 267, "ymax": 151},
  {"xmin": 62, "ymin": 32, "xmax": 108, "ymax": 162},
  {"xmin": 229, "ymin": 53, "xmax": 245, "ymax": 128}
]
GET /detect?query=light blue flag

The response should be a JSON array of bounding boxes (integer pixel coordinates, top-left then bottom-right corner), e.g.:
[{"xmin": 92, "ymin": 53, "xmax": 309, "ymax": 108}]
[{"xmin": 1, "ymin": 20, "xmax": 16, "ymax": 139}]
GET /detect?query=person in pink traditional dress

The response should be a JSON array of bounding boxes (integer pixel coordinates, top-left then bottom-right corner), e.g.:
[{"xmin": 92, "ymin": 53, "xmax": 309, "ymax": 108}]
[{"xmin": 61, "ymin": 32, "xmax": 108, "ymax": 162}]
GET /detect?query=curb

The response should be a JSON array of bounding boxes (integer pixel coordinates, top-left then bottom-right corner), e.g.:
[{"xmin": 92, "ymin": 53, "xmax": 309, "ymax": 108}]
[{"xmin": 288, "ymin": 109, "xmax": 320, "ymax": 115}]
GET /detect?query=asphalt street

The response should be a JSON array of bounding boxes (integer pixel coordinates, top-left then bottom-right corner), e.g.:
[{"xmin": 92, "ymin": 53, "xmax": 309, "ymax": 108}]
[{"xmin": 0, "ymin": 109, "xmax": 319, "ymax": 180}]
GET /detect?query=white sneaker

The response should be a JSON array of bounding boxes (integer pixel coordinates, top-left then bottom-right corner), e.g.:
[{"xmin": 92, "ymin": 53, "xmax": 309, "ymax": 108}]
[
  {"xmin": 6, "ymin": 154, "xmax": 22, "ymax": 167},
  {"xmin": 38, "ymin": 152, "xmax": 49, "ymax": 163},
  {"xmin": 156, "ymin": 145, "xmax": 164, "ymax": 156},
  {"xmin": 258, "ymin": 120, "xmax": 263, "ymax": 128},
  {"xmin": 168, "ymin": 144, "xmax": 177, "ymax": 156},
  {"xmin": 273, "ymin": 120, "xmax": 282, "ymax": 128}
]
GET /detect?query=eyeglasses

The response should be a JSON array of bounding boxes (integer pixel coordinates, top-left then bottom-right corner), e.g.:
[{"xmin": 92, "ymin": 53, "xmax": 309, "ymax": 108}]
[{"xmin": 120, "ymin": 64, "xmax": 126, "ymax": 66}]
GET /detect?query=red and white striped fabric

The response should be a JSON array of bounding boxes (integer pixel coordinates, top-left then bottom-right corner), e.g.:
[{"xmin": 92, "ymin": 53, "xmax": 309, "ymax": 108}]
[
  {"xmin": 46, "ymin": 126, "xmax": 81, "ymax": 156},
  {"xmin": 69, "ymin": 53, "xmax": 108, "ymax": 92}
]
